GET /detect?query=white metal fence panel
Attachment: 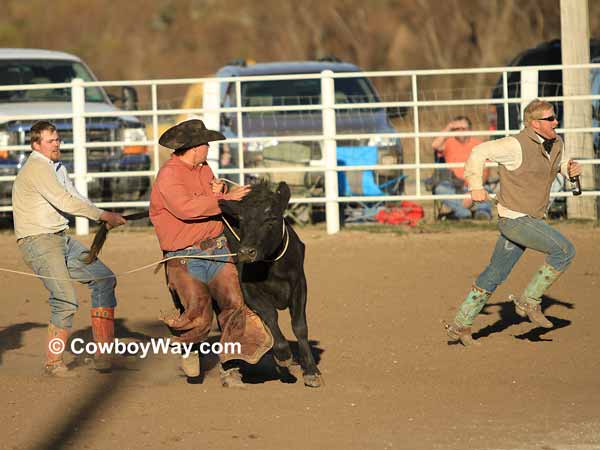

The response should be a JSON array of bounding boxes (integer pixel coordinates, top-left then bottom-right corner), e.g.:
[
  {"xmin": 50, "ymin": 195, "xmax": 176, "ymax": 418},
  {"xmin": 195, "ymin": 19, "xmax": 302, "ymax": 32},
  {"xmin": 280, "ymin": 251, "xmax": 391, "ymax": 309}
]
[{"xmin": 0, "ymin": 63, "xmax": 599, "ymax": 234}]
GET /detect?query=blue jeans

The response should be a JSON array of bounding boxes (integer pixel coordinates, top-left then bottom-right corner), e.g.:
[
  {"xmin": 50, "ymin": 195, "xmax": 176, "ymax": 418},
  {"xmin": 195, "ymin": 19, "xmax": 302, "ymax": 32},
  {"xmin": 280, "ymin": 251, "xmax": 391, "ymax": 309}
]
[
  {"xmin": 18, "ymin": 232, "xmax": 117, "ymax": 329},
  {"xmin": 475, "ymin": 216, "xmax": 576, "ymax": 293},
  {"xmin": 165, "ymin": 244, "xmax": 231, "ymax": 285},
  {"xmin": 434, "ymin": 180, "xmax": 492, "ymax": 219}
]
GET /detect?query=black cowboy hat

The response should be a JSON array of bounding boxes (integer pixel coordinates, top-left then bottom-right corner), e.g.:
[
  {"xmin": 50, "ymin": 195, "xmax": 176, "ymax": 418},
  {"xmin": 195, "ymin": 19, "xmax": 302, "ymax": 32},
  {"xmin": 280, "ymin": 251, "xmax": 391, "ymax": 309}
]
[{"xmin": 159, "ymin": 119, "xmax": 225, "ymax": 150}]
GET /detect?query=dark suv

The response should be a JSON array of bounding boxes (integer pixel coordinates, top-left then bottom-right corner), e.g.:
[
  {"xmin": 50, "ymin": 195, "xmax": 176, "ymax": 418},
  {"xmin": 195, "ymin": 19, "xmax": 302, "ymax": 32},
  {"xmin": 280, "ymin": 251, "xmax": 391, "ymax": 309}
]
[
  {"xmin": 489, "ymin": 39, "xmax": 600, "ymax": 133},
  {"xmin": 215, "ymin": 59, "xmax": 403, "ymax": 192}
]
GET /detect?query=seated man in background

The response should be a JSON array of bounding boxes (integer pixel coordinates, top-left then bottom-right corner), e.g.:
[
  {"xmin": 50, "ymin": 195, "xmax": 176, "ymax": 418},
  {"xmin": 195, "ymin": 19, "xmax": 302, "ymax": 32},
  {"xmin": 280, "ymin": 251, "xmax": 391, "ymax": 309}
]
[{"xmin": 431, "ymin": 116, "xmax": 493, "ymax": 220}]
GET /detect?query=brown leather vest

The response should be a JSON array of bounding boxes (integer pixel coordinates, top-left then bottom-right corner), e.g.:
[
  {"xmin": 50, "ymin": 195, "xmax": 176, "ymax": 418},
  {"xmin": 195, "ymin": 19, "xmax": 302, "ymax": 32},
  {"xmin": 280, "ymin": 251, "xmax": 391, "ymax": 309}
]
[{"xmin": 496, "ymin": 128, "xmax": 562, "ymax": 219}]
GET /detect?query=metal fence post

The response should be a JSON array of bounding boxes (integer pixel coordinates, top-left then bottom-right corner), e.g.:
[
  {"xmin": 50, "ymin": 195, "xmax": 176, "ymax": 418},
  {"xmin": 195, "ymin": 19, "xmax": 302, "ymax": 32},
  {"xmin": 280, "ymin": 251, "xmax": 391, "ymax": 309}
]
[
  {"xmin": 151, "ymin": 83, "xmax": 160, "ymax": 178},
  {"xmin": 321, "ymin": 70, "xmax": 340, "ymax": 234},
  {"xmin": 202, "ymin": 79, "xmax": 221, "ymax": 172},
  {"xmin": 411, "ymin": 74, "xmax": 421, "ymax": 196},
  {"xmin": 234, "ymin": 80, "xmax": 244, "ymax": 186},
  {"xmin": 520, "ymin": 68, "xmax": 539, "ymax": 124},
  {"xmin": 502, "ymin": 71, "xmax": 509, "ymax": 134},
  {"xmin": 71, "ymin": 78, "xmax": 89, "ymax": 236}
]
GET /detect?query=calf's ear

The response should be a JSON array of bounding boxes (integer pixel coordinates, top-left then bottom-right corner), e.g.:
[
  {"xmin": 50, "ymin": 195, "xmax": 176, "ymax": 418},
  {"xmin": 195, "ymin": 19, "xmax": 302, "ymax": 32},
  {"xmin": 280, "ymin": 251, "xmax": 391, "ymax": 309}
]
[
  {"xmin": 218, "ymin": 199, "xmax": 241, "ymax": 217},
  {"xmin": 275, "ymin": 181, "xmax": 291, "ymax": 209}
]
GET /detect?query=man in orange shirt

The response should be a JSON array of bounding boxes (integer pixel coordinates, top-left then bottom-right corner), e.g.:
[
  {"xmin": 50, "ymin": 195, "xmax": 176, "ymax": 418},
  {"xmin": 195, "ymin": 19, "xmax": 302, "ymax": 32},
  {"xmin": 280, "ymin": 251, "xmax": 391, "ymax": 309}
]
[
  {"xmin": 432, "ymin": 116, "xmax": 492, "ymax": 219},
  {"xmin": 150, "ymin": 118, "xmax": 273, "ymax": 388}
]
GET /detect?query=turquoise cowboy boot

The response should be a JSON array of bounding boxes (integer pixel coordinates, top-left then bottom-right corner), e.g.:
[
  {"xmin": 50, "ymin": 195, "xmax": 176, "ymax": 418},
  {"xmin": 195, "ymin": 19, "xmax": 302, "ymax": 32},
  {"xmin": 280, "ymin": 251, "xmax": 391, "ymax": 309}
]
[
  {"xmin": 512, "ymin": 264, "xmax": 562, "ymax": 328},
  {"xmin": 443, "ymin": 285, "xmax": 492, "ymax": 346}
]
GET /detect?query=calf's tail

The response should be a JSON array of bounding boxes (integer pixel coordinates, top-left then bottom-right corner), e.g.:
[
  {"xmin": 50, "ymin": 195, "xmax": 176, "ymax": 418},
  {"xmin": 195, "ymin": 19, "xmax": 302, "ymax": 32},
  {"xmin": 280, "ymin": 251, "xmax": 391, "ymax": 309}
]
[{"xmin": 82, "ymin": 210, "xmax": 149, "ymax": 264}]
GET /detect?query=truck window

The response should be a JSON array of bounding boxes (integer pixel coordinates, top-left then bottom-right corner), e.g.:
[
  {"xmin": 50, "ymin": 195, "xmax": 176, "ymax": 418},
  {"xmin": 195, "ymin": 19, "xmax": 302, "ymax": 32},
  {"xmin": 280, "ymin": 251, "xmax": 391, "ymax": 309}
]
[
  {"xmin": 0, "ymin": 60, "xmax": 105, "ymax": 103},
  {"xmin": 239, "ymin": 76, "xmax": 379, "ymax": 107}
]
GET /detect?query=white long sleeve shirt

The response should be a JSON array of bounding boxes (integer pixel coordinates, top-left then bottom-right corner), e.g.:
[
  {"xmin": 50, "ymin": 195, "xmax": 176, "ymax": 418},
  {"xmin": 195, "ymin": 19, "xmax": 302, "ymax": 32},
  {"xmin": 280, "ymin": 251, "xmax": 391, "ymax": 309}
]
[
  {"xmin": 464, "ymin": 135, "xmax": 570, "ymax": 218},
  {"xmin": 12, "ymin": 151, "xmax": 103, "ymax": 239}
]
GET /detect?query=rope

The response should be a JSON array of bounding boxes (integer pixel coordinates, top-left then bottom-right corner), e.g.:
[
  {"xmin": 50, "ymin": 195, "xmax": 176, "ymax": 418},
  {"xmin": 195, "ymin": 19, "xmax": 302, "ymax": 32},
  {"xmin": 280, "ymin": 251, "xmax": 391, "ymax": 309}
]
[
  {"xmin": 0, "ymin": 179, "xmax": 283, "ymax": 283},
  {"xmin": 222, "ymin": 178, "xmax": 241, "ymax": 187},
  {"xmin": 0, "ymin": 253, "xmax": 236, "ymax": 283},
  {"xmin": 219, "ymin": 178, "xmax": 290, "ymax": 262},
  {"xmin": 268, "ymin": 222, "xmax": 289, "ymax": 262},
  {"xmin": 222, "ymin": 216, "xmax": 241, "ymax": 242},
  {"xmin": 222, "ymin": 215, "xmax": 289, "ymax": 263}
]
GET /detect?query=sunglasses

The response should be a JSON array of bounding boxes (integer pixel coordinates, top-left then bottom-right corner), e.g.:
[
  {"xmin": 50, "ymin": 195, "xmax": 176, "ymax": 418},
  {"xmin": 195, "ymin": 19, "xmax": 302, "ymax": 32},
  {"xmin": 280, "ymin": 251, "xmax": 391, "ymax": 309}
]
[{"xmin": 536, "ymin": 115, "xmax": 556, "ymax": 122}]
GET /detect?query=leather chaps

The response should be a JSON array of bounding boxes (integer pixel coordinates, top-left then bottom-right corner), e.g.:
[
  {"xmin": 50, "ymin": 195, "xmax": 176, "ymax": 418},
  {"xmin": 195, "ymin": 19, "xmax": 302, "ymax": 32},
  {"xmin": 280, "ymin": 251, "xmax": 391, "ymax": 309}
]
[{"xmin": 160, "ymin": 255, "xmax": 273, "ymax": 364}]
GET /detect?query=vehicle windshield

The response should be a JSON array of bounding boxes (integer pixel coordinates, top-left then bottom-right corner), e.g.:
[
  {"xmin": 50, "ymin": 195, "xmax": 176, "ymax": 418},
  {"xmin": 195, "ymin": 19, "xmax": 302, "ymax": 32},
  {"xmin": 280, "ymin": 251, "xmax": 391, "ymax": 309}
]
[
  {"xmin": 239, "ymin": 77, "xmax": 379, "ymax": 107},
  {"xmin": 0, "ymin": 59, "xmax": 106, "ymax": 103}
]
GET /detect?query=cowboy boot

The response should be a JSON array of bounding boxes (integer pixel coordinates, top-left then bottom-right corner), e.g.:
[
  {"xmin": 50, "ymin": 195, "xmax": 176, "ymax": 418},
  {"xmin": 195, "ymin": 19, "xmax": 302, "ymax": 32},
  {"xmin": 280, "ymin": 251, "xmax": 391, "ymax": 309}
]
[
  {"xmin": 45, "ymin": 323, "xmax": 77, "ymax": 377},
  {"xmin": 512, "ymin": 264, "xmax": 562, "ymax": 328},
  {"xmin": 180, "ymin": 350, "xmax": 201, "ymax": 377},
  {"xmin": 91, "ymin": 307, "xmax": 115, "ymax": 371},
  {"xmin": 219, "ymin": 363, "xmax": 246, "ymax": 389},
  {"xmin": 444, "ymin": 285, "xmax": 491, "ymax": 346},
  {"xmin": 442, "ymin": 321, "xmax": 480, "ymax": 347}
]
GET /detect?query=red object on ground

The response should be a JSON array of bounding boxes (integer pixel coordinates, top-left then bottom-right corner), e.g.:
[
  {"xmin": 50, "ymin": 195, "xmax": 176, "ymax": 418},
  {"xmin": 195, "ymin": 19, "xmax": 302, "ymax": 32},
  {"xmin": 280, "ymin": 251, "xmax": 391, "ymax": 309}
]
[{"xmin": 375, "ymin": 201, "xmax": 424, "ymax": 226}]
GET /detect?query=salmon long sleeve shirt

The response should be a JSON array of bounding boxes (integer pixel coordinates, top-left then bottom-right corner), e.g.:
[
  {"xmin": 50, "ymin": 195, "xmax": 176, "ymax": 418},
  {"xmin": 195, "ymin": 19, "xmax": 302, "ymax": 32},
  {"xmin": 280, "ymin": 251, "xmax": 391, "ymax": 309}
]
[{"xmin": 149, "ymin": 156, "xmax": 226, "ymax": 251}]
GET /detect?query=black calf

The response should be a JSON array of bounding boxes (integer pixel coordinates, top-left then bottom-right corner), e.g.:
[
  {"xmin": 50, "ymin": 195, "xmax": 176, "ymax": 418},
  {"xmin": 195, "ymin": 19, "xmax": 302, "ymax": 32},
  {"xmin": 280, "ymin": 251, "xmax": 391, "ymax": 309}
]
[{"xmin": 219, "ymin": 181, "xmax": 322, "ymax": 387}]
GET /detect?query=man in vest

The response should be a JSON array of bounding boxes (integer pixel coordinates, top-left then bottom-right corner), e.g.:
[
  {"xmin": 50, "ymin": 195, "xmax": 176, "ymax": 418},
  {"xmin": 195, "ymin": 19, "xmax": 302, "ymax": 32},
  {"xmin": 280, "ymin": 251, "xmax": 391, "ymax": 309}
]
[{"xmin": 444, "ymin": 99, "xmax": 582, "ymax": 346}]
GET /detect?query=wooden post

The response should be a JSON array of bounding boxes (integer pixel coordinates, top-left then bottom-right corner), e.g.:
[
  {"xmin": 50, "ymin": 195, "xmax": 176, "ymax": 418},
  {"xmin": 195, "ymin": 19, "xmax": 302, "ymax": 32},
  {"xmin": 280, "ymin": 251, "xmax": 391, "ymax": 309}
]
[{"xmin": 561, "ymin": 0, "xmax": 597, "ymax": 219}]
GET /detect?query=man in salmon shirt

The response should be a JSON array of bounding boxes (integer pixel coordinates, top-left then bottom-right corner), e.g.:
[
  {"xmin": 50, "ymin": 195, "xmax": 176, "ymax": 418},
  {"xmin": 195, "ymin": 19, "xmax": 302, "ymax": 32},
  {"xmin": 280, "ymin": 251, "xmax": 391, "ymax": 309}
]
[
  {"xmin": 432, "ymin": 116, "xmax": 492, "ymax": 220},
  {"xmin": 150, "ymin": 118, "xmax": 273, "ymax": 388}
]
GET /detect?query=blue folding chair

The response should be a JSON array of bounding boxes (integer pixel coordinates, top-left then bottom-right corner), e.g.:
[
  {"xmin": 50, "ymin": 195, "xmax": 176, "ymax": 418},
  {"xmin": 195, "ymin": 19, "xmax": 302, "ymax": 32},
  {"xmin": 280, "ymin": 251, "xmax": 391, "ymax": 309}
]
[{"xmin": 337, "ymin": 146, "xmax": 405, "ymax": 222}]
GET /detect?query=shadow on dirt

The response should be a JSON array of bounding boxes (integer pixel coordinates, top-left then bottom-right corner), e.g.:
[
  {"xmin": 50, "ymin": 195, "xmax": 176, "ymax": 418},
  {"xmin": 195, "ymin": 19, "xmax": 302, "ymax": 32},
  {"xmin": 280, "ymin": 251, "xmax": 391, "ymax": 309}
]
[
  {"xmin": 185, "ymin": 336, "xmax": 324, "ymax": 386},
  {"xmin": 70, "ymin": 318, "xmax": 160, "ymax": 344},
  {"xmin": 28, "ymin": 363, "xmax": 133, "ymax": 450},
  {"xmin": 473, "ymin": 295, "xmax": 574, "ymax": 342},
  {"xmin": 25, "ymin": 322, "xmax": 324, "ymax": 449},
  {"xmin": 68, "ymin": 319, "xmax": 166, "ymax": 368},
  {"xmin": 27, "ymin": 319, "xmax": 165, "ymax": 450},
  {"xmin": 0, "ymin": 321, "xmax": 46, "ymax": 365},
  {"xmin": 241, "ymin": 339, "xmax": 324, "ymax": 385}
]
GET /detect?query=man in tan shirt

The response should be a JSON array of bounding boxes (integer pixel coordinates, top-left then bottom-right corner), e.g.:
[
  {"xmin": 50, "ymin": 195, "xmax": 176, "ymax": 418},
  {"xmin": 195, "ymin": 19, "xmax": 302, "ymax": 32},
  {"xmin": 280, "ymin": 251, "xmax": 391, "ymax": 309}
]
[
  {"xmin": 150, "ymin": 118, "xmax": 273, "ymax": 387},
  {"xmin": 444, "ymin": 99, "xmax": 582, "ymax": 346},
  {"xmin": 12, "ymin": 121, "xmax": 126, "ymax": 376}
]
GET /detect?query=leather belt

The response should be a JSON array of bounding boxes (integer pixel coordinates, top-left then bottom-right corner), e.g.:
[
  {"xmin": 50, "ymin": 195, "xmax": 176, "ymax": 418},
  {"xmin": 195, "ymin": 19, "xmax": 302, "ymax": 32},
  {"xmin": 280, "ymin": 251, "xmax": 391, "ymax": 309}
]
[
  {"xmin": 188, "ymin": 234, "xmax": 227, "ymax": 251},
  {"xmin": 17, "ymin": 230, "xmax": 65, "ymax": 244}
]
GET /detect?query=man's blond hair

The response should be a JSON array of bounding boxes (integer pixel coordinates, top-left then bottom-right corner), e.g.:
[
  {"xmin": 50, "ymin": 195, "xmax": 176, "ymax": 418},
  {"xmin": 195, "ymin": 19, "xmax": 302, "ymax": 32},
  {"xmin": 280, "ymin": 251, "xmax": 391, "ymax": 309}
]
[{"xmin": 523, "ymin": 99, "xmax": 554, "ymax": 126}]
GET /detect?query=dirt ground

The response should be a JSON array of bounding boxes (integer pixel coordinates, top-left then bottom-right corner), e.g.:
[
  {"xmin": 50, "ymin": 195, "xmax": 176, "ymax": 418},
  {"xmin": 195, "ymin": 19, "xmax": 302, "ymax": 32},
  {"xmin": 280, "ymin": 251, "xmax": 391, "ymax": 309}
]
[{"xmin": 1, "ymin": 223, "xmax": 599, "ymax": 450}]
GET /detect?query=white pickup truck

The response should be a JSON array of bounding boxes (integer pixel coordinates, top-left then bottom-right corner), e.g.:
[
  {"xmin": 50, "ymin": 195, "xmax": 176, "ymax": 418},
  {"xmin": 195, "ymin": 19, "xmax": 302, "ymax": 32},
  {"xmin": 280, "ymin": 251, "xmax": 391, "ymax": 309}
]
[{"xmin": 0, "ymin": 48, "xmax": 150, "ymax": 207}]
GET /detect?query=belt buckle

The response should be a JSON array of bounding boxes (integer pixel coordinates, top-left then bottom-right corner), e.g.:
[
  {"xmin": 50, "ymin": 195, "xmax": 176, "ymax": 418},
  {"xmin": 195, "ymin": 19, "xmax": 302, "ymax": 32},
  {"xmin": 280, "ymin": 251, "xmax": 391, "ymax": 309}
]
[{"xmin": 216, "ymin": 238, "xmax": 224, "ymax": 249}]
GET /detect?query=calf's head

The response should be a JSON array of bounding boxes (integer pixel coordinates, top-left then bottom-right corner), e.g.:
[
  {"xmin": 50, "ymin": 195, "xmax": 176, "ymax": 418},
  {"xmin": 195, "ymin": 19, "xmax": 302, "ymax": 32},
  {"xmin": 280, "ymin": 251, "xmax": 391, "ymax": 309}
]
[{"xmin": 219, "ymin": 181, "xmax": 291, "ymax": 263}]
